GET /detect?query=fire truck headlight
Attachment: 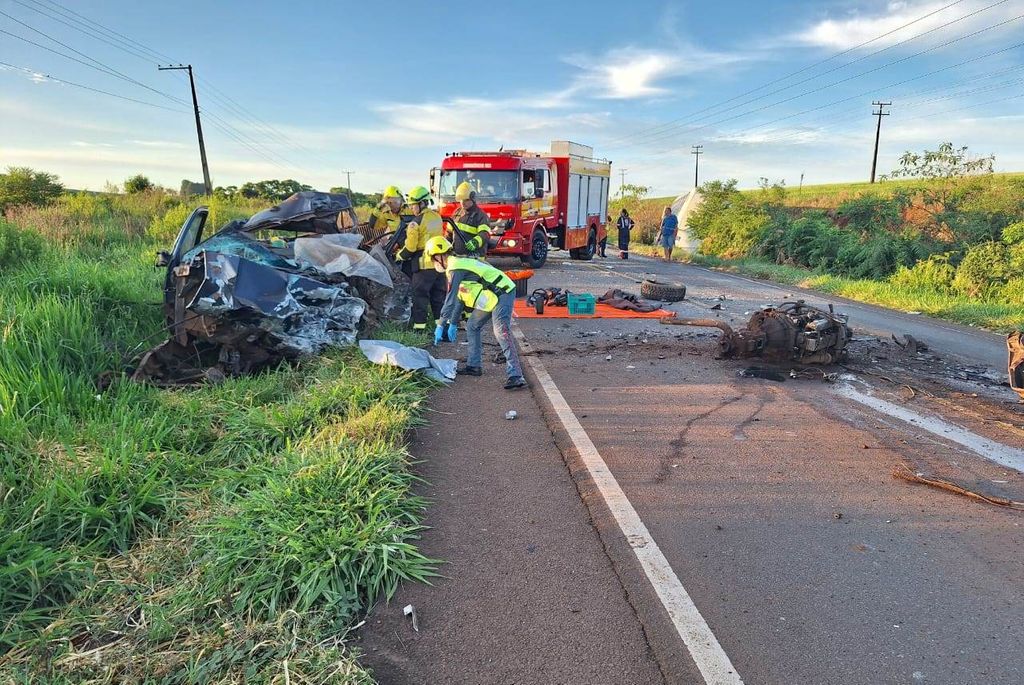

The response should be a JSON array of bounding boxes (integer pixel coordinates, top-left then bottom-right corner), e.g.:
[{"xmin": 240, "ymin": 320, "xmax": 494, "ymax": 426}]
[{"xmin": 506, "ymin": 239, "xmax": 518, "ymax": 248}]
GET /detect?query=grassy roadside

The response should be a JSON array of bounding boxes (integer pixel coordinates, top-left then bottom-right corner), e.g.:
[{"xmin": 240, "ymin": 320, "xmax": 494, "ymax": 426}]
[
  {"xmin": 0, "ymin": 218, "xmax": 436, "ymax": 683},
  {"xmin": 631, "ymin": 243, "xmax": 1024, "ymax": 333}
]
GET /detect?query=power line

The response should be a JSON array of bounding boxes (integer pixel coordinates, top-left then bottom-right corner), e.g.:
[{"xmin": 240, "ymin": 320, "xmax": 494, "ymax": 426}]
[
  {"xmin": 9, "ymin": 0, "xmax": 157, "ymax": 64},
  {"xmin": 29, "ymin": 0, "xmax": 175, "ymax": 64},
  {"xmin": 0, "ymin": 15, "xmax": 188, "ymax": 107},
  {"xmin": 603, "ymin": 0, "xmax": 974, "ymax": 147},
  {"xmin": 15, "ymin": 0, "xmax": 339, "ymax": 180},
  {"xmin": 621, "ymin": 18, "xmax": 1024, "ymax": 160},
  {"xmin": 602, "ymin": 0, "xmax": 1011, "ymax": 152},
  {"xmin": 0, "ymin": 60, "xmax": 188, "ymax": 112}
]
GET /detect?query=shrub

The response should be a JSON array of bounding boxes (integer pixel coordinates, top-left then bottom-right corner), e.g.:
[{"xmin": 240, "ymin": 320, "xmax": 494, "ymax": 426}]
[
  {"xmin": 953, "ymin": 241, "xmax": 1011, "ymax": 298},
  {"xmin": 836, "ymin": 194, "xmax": 905, "ymax": 234},
  {"xmin": 1002, "ymin": 221, "xmax": 1024, "ymax": 245},
  {"xmin": 1003, "ymin": 277, "xmax": 1024, "ymax": 304},
  {"xmin": 889, "ymin": 253, "xmax": 956, "ymax": 293},
  {"xmin": 124, "ymin": 174, "xmax": 154, "ymax": 194},
  {"xmin": 0, "ymin": 167, "xmax": 64, "ymax": 211},
  {"xmin": 0, "ymin": 220, "xmax": 46, "ymax": 268}
]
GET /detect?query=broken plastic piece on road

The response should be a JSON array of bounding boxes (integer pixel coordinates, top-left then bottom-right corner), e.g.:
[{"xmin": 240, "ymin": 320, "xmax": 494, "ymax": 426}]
[{"xmin": 505, "ymin": 410, "xmax": 518, "ymax": 420}]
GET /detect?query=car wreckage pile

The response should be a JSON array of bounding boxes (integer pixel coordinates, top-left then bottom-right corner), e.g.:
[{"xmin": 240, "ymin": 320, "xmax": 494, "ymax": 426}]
[
  {"xmin": 132, "ymin": 192, "xmax": 411, "ymax": 385},
  {"xmin": 661, "ymin": 300, "xmax": 852, "ymax": 365}
]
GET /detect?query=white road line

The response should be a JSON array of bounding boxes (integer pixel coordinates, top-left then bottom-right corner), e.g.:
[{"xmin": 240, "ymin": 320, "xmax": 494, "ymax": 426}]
[
  {"xmin": 837, "ymin": 381, "xmax": 1024, "ymax": 473},
  {"xmin": 513, "ymin": 327, "xmax": 743, "ymax": 685}
]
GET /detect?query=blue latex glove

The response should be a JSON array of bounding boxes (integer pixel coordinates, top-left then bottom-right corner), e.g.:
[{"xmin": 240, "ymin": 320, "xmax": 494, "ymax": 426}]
[
  {"xmin": 446, "ymin": 324, "xmax": 458, "ymax": 343},
  {"xmin": 433, "ymin": 325, "xmax": 444, "ymax": 345}
]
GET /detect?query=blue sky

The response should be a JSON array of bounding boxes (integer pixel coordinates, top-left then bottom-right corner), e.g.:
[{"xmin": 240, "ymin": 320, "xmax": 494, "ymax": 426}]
[{"xmin": 2, "ymin": 0, "xmax": 1022, "ymax": 197}]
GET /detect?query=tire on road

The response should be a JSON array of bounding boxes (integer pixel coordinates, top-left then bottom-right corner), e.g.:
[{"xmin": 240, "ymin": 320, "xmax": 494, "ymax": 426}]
[{"xmin": 640, "ymin": 278, "xmax": 686, "ymax": 302}]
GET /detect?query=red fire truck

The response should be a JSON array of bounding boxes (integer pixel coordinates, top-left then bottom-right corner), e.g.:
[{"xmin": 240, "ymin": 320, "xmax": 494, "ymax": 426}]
[{"xmin": 432, "ymin": 141, "xmax": 611, "ymax": 267}]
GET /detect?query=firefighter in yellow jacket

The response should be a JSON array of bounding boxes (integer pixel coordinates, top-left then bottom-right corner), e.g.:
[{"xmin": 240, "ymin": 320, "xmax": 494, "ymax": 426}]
[
  {"xmin": 365, "ymin": 185, "xmax": 413, "ymax": 241},
  {"xmin": 396, "ymin": 186, "xmax": 446, "ymax": 330}
]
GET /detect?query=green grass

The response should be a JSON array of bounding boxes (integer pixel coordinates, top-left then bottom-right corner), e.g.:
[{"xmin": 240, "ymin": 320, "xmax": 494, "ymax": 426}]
[
  {"xmin": 743, "ymin": 171, "xmax": 1024, "ymax": 208},
  {"xmin": 0, "ymin": 216, "xmax": 437, "ymax": 683},
  {"xmin": 632, "ymin": 243, "xmax": 1024, "ymax": 332}
]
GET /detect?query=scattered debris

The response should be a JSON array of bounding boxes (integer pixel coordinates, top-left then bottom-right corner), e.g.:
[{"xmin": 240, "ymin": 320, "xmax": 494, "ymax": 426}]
[
  {"xmin": 597, "ymin": 288, "xmax": 659, "ymax": 313},
  {"xmin": 709, "ymin": 303, "xmax": 723, "ymax": 311},
  {"xmin": 739, "ymin": 366, "xmax": 787, "ymax": 382},
  {"xmin": 605, "ymin": 354, "xmax": 612, "ymax": 361},
  {"xmin": 1009, "ymin": 332, "xmax": 1024, "ymax": 400},
  {"xmin": 660, "ymin": 300, "xmax": 851, "ymax": 364},
  {"xmin": 893, "ymin": 465, "xmax": 1024, "ymax": 510},
  {"xmin": 505, "ymin": 410, "xmax": 518, "ymax": 420},
  {"xmin": 359, "ymin": 340, "xmax": 457, "ymax": 383},
  {"xmin": 892, "ymin": 333, "xmax": 929, "ymax": 354},
  {"xmin": 403, "ymin": 604, "xmax": 419, "ymax": 632}
]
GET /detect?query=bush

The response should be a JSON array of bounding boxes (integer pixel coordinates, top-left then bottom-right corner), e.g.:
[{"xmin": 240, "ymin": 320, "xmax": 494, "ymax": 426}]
[
  {"xmin": 953, "ymin": 241, "xmax": 1011, "ymax": 298},
  {"xmin": 836, "ymin": 194, "xmax": 906, "ymax": 234},
  {"xmin": 1003, "ymin": 277, "xmax": 1024, "ymax": 304},
  {"xmin": 0, "ymin": 167, "xmax": 64, "ymax": 211},
  {"xmin": 1002, "ymin": 221, "xmax": 1024, "ymax": 245},
  {"xmin": 0, "ymin": 220, "xmax": 46, "ymax": 268},
  {"xmin": 889, "ymin": 253, "xmax": 956, "ymax": 293},
  {"xmin": 124, "ymin": 174, "xmax": 154, "ymax": 194}
]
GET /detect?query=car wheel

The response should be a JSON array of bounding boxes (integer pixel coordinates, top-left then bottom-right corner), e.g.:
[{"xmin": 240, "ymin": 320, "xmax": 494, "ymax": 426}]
[{"xmin": 640, "ymin": 278, "xmax": 687, "ymax": 302}]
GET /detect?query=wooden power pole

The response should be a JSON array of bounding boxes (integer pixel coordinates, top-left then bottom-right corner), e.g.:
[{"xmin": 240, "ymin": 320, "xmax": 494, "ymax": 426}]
[
  {"xmin": 159, "ymin": 64, "xmax": 212, "ymax": 195},
  {"xmin": 870, "ymin": 101, "xmax": 891, "ymax": 184},
  {"xmin": 691, "ymin": 145, "xmax": 703, "ymax": 188}
]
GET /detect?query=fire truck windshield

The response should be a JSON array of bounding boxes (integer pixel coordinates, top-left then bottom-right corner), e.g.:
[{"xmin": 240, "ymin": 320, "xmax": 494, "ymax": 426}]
[{"xmin": 439, "ymin": 170, "xmax": 519, "ymax": 203}]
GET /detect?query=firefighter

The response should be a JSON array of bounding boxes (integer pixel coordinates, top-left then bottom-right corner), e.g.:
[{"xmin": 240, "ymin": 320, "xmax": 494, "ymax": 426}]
[
  {"xmin": 450, "ymin": 181, "xmax": 493, "ymax": 256},
  {"xmin": 396, "ymin": 186, "xmax": 446, "ymax": 331},
  {"xmin": 427, "ymin": 236, "xmax": 526, "ymax": 390},
  {"xmin": 366, "ymin": 185, "xmax": 412, "ymax": 237}
]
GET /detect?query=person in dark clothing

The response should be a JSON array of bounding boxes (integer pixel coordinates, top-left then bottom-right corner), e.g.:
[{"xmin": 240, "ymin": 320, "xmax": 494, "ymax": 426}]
[
  {"xmin": 599, "ymin": 214, "xmax": 610, "ymax": 257},
  {"xmin": 616, "ymin": 208, "xmax": 633, "ymax": 259}
]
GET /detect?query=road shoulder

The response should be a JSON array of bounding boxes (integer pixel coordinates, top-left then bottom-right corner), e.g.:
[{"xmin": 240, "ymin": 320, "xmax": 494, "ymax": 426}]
[{"xmin": 356, "ymin": 350, "xmax": 664, "ymax": 684}]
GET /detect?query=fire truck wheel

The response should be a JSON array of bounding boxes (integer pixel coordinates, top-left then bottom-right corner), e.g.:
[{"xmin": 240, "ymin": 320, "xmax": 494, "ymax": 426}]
[
  {"xmin": 521, "ymin": 230, "xmax": 549, "ymax": 268},
  {"xmin": 640, "ymin": 278, "xmax": 687, "ymax": 302},
  {"xmin": 569, "ymin": 228, "xmax": 597, "ymax": 261}
]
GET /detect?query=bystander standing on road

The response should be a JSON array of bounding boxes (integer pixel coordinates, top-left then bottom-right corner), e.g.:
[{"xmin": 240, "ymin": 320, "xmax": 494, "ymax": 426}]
[
  {"xmin": 617, "ymin": 208, "xmax": 633, "ymax": 260},
  {"xmin": 660, "ymin": 206, "xmax": 678, "ymax": 261}
]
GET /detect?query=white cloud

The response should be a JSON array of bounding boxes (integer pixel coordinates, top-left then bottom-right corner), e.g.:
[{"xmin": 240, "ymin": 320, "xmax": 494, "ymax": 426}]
[
  {"xmin": 565, "ymin": 46, "xmax": 745, "ymax": 99},
  {"xmin": 710, "ymin": 127, "xmax": 827, "ymax": 145},
  {"xmin": 264, "ymin": 95, "xmax": 611, "ymax": 151},
  {"xmin": 794, "ymin": 0, "xmax": 1021, "ymax": 51}
]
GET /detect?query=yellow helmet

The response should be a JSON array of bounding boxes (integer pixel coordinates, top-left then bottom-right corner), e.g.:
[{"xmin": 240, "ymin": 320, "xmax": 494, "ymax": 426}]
[
  {"xmin": 382, "ymin": 185, "xmax": 402, "ymax": 200},
  {"xmin": 424, "ymin": 235, "xmax": 452, "ymax": 257},
  {"xmin": 405, "ymin": 185, "xmax": 432, "ymax": 206},
  {"xmin": 455, "ymin": 181, "xmax": 475, "ymax": 202}
]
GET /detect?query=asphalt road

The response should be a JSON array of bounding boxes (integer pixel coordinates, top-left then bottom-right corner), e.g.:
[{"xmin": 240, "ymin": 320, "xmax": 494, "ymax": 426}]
[{"xmin": 512, "ymin": 254, "xmax": 1023, "ymax": 685}]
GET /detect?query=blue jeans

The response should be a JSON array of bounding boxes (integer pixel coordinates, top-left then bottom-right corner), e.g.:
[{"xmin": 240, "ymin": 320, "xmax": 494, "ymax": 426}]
[{"xmin": 466, "ymin": 291, "xmax": 523, "ymax": 378}]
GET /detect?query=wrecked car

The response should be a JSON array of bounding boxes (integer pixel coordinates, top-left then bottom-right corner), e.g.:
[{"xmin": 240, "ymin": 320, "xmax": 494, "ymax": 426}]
[
  {"xmin": 133, "ymin": 191, "xmax": 410, "ymax": 385},
  {"xmin": 661, "ymin": 300, "xmax": 851, "ymax": 365}
]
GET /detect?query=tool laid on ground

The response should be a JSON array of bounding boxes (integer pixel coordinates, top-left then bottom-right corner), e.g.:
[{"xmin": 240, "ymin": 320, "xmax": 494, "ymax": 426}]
[{"xmin": 660, "ymin": 300, "xmax": 851, "ymax": 364}]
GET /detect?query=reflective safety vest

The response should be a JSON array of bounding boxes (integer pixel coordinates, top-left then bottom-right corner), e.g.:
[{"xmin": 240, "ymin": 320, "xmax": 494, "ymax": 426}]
[
  {"xmin": 400, "ymin": 209, "xmax": 444, "ymax": 270},
  {"xmin": 450, "ymin": 222, "xmax": 489, "ymax": 256},
  {"xmin": 447, "ymin": 256, "xmax": 515, "ymax": 312}
]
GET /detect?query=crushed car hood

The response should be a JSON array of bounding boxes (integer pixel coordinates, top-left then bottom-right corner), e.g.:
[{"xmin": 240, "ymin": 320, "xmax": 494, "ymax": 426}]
[{"xmin": 241, "ymin": 191, "xmax": 355, "ymax": 234}]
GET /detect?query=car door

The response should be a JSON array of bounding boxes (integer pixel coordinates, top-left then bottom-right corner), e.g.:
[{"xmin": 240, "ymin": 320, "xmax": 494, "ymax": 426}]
[{"xmin": 158, "ymin": 205, "xmax": 208, "ymax": 316}]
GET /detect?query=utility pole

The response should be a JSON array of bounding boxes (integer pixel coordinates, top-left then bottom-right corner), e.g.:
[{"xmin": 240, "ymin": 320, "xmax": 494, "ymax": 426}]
[
  {"xmin": 159, "ymin": 64, "xmax": 212, "ymax": 195},
  {"xmin": 870, "ymin": 101, "xmax": 891, "ymax": 184},
  {"xmin": 691, "ymin": 145, "xmax": 703, "ymax": 188},
  {"xmin": 618, "ymin": 168, "xmax": 629, "ymax": 196},
  {"xmin": 341, "ymin": 170, "xmax": 354, "ymax": 194},
  {"xmin": 799, "ymin": 172, "xmax": 804, "ymax": 192}
]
